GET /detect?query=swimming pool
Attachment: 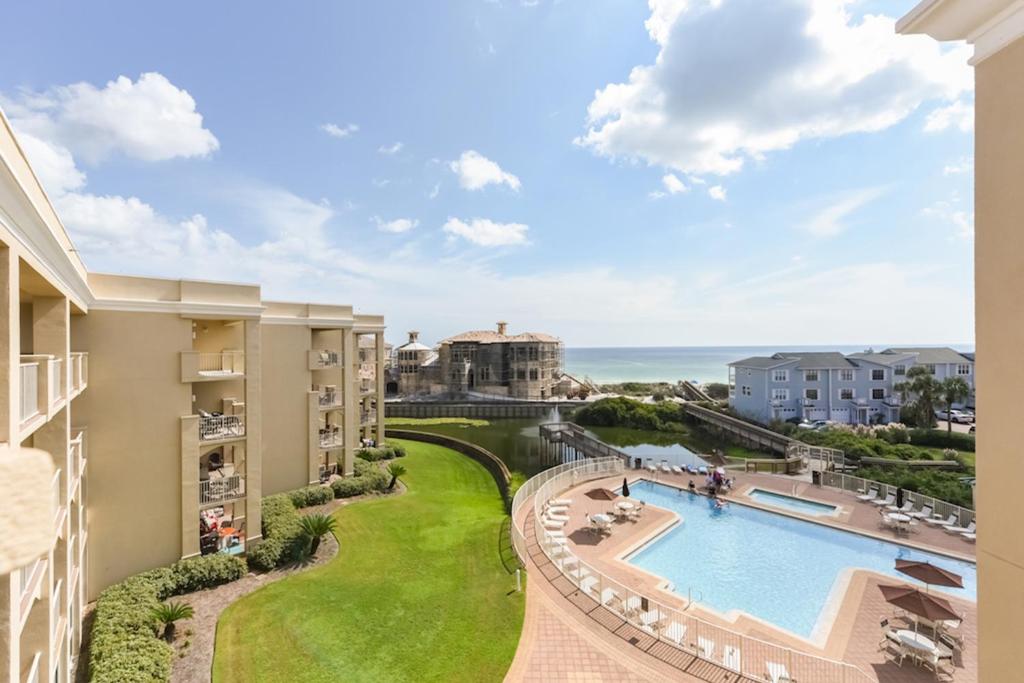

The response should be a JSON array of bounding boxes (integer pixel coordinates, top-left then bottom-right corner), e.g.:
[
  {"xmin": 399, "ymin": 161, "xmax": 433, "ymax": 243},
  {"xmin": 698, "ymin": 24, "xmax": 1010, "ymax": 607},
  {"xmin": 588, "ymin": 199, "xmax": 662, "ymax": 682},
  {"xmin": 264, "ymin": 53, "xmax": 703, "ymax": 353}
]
[
  {"xmin": 748, "ymin": 488, "xmax": 838, "ymax": 517},
  {"xmin": 625, "ymin": 480, "xmax": 976, "ymax": 639}
]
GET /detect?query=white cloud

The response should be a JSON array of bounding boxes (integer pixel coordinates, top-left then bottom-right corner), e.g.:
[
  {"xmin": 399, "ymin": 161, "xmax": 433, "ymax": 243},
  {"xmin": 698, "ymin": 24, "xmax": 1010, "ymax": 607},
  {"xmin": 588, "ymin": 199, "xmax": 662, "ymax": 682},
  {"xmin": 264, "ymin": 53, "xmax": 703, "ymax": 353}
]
[
  {"xmin": 428, "ymin": 183, "xmax": 440, "ymax": 199},
  {"xmin": 16, "ymin": 132, "xmax": 85, "ymax": 195},
  {"xmin": 378, "ymin": 141, "xmax": 403, "ymax": 155},
  {"xmin": 802, "ymin": 186, "xmax": 886, "ymax": 237},
  {"xmin": 372, "ymin": 178, "xmax": 390, "ymax": 188},
  {"xmin": 648, "ymin": 190, "xmax": 667, "ymax": 199},
  {"xmin": 321, "ymin": 122, "xmax": 359, "ymax": 138},
  {"xmin": 943, "ymin": 157, "xmax": 973, "ymax": 175},
  {"xmin": 442, "ymin": 217, "xmax": 529, "ymax": 246},
  {"xmin": 923, "ymin": 200, "xmax": 973, "ymax": 239},
  {"xmin": 373, "ymin": 216, "xmax": 419, "ymax": 234},
  {"xmin": 924, "ymin": 99, "xmax": 973, "ymax": 133},
  {"xmin": 576, "ymin": 0, "xmax": 972, "ymax": 176},
  {"xmin": 662, "ymin": 173, "xmax": 688, "ymax": 194},
  {"xmin": 4, "ymin": 72, "xmax": 218, "ymax": 163},
  {"xmin": 708, "ymin": 185, "xmax": 727, "ymax": 201},
  {"xmin": 449, "ymin": 150, "xmax": 521, "ymax": 191}
]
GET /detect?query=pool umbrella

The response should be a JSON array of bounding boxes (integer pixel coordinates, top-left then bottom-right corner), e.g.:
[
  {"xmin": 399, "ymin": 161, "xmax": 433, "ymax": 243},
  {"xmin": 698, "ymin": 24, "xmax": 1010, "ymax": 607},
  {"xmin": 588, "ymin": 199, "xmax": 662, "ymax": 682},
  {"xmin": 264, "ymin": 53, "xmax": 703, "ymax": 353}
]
[
  {"xmin": 585, "ymin": 487, "xmax": 618, "ymax": 501},
  {"xmin": 894, "ymin": 560, "xmax": 963, "ymax": 594},
  {"xmin": 879, "ymin": 584, "xmax": 961, "ymax": 634},
  {"xmin": 622, "ymin": 478, "xmax": 630, "ymax": 498},
  {"xmin": 896, "ymin": 487, "xmax": 905, "ymax": 508}
]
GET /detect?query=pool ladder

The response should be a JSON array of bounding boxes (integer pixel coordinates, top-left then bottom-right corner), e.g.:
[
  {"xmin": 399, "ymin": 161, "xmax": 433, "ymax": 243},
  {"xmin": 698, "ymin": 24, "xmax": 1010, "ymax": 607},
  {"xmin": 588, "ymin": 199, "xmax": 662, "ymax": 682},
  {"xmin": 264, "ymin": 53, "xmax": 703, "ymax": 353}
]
[{"xmin": 685, "ymin": 587, "xmax": 704, "ymax": 609}]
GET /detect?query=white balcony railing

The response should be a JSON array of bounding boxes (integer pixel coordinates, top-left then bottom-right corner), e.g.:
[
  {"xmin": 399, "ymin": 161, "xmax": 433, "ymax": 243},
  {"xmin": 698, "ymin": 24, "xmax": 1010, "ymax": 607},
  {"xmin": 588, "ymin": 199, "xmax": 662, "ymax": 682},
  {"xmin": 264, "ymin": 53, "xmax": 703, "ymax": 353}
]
[
  {"xmin": 318, "ymin": 389, "xmax": 342, "ymax": 408},
  {"xmin": 182, "ymin": 350, "xmax": 245, "ymax": 382},
  {"xmin": 48, "ymin": 357, "xmax": 63, "ymax": 407},
  {"xmin": 25, "ymin": 653, "xmax": 41, "ymax": 683},
  {"xmin": 51, "ymin": 578, "xmax": 62, "ymax": 639},
  {"xmin": 200, "ymin": 474, "xmax": 246, "ymax": 505},
  {"xmin": 51, "ymin": 469, "xmax": 61, "ymax": 528},
  {"xmin": 360, "ymin": 409, "xmax": 378, "ymax": 425},
  {"xmin": 70, "ymin": 352, "xmax": 88, "ymax": 394},
  {"xmin": 319, "ymin": 426, "xmax": 343, "ymax": 448},
  {"xmin": 199, "ymin": 413, "xmax": 246, "ymax": 442},
  {"xmin": 69, "ymin": 431, "xmax": 85, "ymax": 485},
  {"xmin": 20, "ymin": 362, "xmax": 40, "ymax": 423},
  {"xmin": 310, "ymin": 349, "xmax": 341, "ymax": 369},
  {"xmin": 19, "ymin": 556, "xmax": 43, "ymax": 610}
]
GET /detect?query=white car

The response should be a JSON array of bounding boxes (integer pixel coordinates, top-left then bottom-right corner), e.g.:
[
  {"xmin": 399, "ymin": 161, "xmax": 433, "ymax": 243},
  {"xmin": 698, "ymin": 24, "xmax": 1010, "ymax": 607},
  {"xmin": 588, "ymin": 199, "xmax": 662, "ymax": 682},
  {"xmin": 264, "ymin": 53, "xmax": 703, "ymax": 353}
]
[{"xmin": 936, "ymin": 409, "xmax": 973, "ymax": 424}]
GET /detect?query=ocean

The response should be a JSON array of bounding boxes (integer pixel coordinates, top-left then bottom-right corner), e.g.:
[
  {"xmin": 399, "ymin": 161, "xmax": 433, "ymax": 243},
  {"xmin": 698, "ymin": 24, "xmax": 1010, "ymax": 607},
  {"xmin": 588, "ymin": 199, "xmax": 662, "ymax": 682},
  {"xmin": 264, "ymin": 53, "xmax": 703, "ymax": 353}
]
[{"xmin": 564, "ymin": 344, "xmax": 975, "ymax": 385}]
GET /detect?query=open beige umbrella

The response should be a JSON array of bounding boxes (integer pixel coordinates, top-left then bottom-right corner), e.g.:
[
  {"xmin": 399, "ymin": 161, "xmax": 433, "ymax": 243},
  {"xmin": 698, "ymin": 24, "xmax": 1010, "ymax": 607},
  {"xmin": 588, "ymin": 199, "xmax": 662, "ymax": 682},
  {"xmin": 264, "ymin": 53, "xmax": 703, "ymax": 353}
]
[
  {"xmin": 879, "ymin": 584, "xmax": 961, "ymax": 635},
  {"xmin": 894, "ymin": 559, "xmax": 963, "ymax": 594},
  {"xmin": 585, "ymin": 487, "xmax": 619, "ymax": 501}
]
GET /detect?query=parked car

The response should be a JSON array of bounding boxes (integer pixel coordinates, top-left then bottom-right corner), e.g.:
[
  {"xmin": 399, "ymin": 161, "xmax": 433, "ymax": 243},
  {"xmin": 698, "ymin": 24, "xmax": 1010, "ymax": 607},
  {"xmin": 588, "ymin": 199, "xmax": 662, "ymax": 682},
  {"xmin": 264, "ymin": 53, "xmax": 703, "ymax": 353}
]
[
  {"xmin": 797, "ymin": 419, "xmax": 831, "ymax": 431},
  {"xmin": 935, "ymin": 409, "xmax": 974, "ymax": 424}
]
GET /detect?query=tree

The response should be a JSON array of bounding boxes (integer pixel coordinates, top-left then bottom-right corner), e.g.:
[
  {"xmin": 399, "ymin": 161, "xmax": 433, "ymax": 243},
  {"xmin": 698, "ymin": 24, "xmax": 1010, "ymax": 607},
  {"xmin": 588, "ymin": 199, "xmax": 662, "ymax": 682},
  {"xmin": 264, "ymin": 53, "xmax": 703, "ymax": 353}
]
[
  {"xmin": 151, "ymin": 600, "xmax": 193, "ymax": 642},
  {"xmin": 902, "ymin": 366, "xmax": 942, "ymax": 428},
  {"xmin": 386, "ymin": 462, "xmax": 407, "ymax": 491},
  {"xmin": 939, "ymin": 376, "xmax": 971, "ymax": 438},
  {"xmin": 299, "ymin": 513, "xmax": 337, "ymax": 556}
]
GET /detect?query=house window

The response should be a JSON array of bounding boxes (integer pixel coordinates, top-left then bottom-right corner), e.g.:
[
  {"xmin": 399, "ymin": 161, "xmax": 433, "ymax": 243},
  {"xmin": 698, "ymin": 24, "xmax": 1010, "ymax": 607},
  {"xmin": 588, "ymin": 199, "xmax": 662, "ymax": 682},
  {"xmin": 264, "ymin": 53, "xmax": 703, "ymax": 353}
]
[
  {"xmin": 771, "ymin": 389, "xmax": 788, "ymax": 400},
  {"xmin": 741, "ymin": 385, "xmax": 752, "ymax": 397},
  {"xmin": 529, "ymin": 368, "xmax": 538, "ymax": 380},
  {"xmin": 839, "ymin": 369, "xmax": 854, "ymax": 382},
  {"xmin": 839, "ymin": 388, "xmax": 854, "ymax": 400},
  {"xmin": 528, "ymin": 347, "xmax": 538, "ymax": 361},
  {"xmin": 924, "ymin": 364, "xmax": 936, "ymax": 375},
  {"xmin": 957, "ymin": 364, "xmax": 971, "ymax": 375},
  {"xmin": 804, "ymin": 389, "xmax": 819, "ymax": 400},
  {"xmin": 872, "ymin": 388, "xmax": 886, "ymax": 400},
  {"xmin": 804, "ymin": 370, "xmax": 819, "ymax": 382},
  {"xmin": 772, "ymin": 370, "xmax": 788, "ymax": 382},
  {"xmin": 871, "ymin": 369, "xmax": 885, "ymax": 381},
  {"xmin": 894, "ymin": 364, "xmax": 906, "ymax": 376}
]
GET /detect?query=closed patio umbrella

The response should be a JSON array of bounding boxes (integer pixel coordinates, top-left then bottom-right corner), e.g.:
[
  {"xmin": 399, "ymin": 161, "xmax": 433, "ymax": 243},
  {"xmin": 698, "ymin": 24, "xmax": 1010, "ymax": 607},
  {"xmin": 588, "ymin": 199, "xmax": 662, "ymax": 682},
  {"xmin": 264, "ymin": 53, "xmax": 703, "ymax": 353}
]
[
  {"xmin": 585, "ymin": 487, "xmax": 619, "ymax": 501},
  {"xmin": 622, "ymin": 478, "xmax": 630, "ymax": 498},
  {"xmin": 894, "ymin": 560, "xmax": 963, "ymax": 594}
]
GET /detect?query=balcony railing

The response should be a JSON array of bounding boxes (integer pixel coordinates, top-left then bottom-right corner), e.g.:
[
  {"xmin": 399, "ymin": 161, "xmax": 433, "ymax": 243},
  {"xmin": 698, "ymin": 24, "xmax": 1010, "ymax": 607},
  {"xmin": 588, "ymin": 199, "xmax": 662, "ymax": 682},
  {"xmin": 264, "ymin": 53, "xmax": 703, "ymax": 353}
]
[
  {"xmin": 70, "ymin": 352, "xmax": 88, "ymax": 394},
  {"xmin": 182, "ymin": 350, "xmax": 245, "ymax": 382},
  {"xmin": 69, "ymin": 430, "xmax": 85, "ymax": 485},
  {"xmin": 51, "ymin": 469, "xmax": 61, "ymax": 529},
  {"xmin": 199, "ymin": 413, "xmax": 246, "ymax": 442},
  {"xmin": 19, "ymin": 556, "xmax": 44, "ymax": 617},
  {"xmin": 319, "ymin": 426, "xmax": 343, "ymax": 448},
  {"xmin": 51, "ymin": 578, "xmax": 63, "ymax": 640},
  {"xmin": 25, "ymin": 653, "xmax": 41, "ymax": 683},
  {"xmin": 318, "ymin": 389, "xmax": 342, "ymax": 408},
  {"xmin": 48, "ymin": 357, "xmax": 63, "ymax": 407},
  {"xmin": 200, "ymin": 474, "xmax": 246, "ymax": 505},
  {"xmin": 309, "ymin": 349, "xmax": 341, "ymax": 369},
  {"xmin": 360, "ymin": 409, "xmax": 378, "ymax": 425},
  {"xmin": 883, "ymin": 395, "xmax": 903, "ymax": 406},
  {"xmin": 19, "ymin": 361, "xmax": 40, "ymax": 423}
]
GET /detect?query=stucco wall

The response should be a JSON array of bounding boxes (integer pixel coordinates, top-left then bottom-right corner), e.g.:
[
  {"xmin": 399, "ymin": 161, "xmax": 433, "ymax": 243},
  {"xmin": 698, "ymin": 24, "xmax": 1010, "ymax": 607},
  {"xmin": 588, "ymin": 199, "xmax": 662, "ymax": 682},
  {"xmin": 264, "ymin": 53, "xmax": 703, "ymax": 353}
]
[
  {"xmin": 260, "ymin": 324, "xmax": 313, "ymax": 495},
  {"xmin": 975, "ymin": 33, "xmax": 1024, "ymax": 680}
]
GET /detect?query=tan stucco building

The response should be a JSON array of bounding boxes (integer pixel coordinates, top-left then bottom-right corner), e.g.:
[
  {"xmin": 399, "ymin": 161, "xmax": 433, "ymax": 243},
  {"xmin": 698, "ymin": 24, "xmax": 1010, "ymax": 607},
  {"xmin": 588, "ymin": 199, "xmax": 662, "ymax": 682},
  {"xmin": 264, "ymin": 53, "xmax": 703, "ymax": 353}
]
[
  {"xmin": 899, "ymin": 1, "xmax": 1024, "ymax": 679},
  {"xmin": 0, "ymin": 110, "xmax": 385, "ymax": 682}
]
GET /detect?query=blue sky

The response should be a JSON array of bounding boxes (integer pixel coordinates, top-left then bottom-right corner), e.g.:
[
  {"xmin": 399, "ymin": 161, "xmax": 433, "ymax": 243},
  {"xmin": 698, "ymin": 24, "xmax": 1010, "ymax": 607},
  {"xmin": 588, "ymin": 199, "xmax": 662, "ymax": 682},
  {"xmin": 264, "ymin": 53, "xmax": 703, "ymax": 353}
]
[{"xmin": 0, "ymin": 0, "xmax": 974, "ymax": 348}]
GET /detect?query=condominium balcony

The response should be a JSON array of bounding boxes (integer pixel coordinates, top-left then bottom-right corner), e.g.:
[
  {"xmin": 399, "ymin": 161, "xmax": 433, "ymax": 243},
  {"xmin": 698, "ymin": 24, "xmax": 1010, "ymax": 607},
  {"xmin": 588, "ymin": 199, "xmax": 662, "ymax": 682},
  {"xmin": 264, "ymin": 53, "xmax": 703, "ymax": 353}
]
[
  {"xmin": 360, "ymin": 409, "xmax": 378, "ymax": 426},
  {"xmin": 198, "ymin": 412, "xmax": 246, "ymax": 442},
  {"xmin": 769, "ymin": 398, "xmax": 786, "ymax": 407},
  {"xmin": 19, "ymin": 354, "xmax": 65, "ymax": 435},
  {"xmin": 319, "ymin": 425, "xmax": 344, "ymax": 449},
  {"xmin": 200, "ymin": 473, "xmax": 246, "ymax": 505},
  {"xmin": 181, "ymin": 350, "xmax": 245, "ymax": 383},
  {"xmin": 69, "ymin": 429, "xmax": 86, "ymax": 498},
  {"xmin": 18, "ymin": 555, "xmax": 46, "ymax": 625},
  {"xmin": 318, "ymin": 388, "xmax": 342, "ymax": 409},
  {"xmin": 69, "ymin": 351, "xmax": 88, "ymax": 397},
  {"xmin": 309, "ymin": 349, "xmax": 341, "ymax": 370},
  {"xmin": 51, "ymin": 468, "xmax": 65, "ymax": 537},
  {"xmin": 797, "ymin": 397, "xmax": 817, "ymax": 407}
]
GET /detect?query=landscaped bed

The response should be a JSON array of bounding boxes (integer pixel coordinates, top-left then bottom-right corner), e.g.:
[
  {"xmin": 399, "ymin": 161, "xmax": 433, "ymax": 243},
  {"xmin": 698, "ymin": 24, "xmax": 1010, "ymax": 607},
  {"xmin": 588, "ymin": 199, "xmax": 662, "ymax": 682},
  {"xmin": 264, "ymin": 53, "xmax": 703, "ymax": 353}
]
[{"xmin": 211, "ymin": 439, "xmax": 525, "ymax": 682}]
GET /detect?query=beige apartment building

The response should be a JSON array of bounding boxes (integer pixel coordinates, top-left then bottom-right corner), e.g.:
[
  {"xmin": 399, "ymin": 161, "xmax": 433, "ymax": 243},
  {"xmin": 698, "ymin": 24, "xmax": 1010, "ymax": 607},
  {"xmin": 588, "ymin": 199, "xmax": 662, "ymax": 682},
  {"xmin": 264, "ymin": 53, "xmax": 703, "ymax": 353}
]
[
  {"xmin": 0, "ymin": 110, "xmax": 385, "ymax": 682},
  {"xmin": 899, "ymin": 1, "xmax": 1024, "ymax": 679}
]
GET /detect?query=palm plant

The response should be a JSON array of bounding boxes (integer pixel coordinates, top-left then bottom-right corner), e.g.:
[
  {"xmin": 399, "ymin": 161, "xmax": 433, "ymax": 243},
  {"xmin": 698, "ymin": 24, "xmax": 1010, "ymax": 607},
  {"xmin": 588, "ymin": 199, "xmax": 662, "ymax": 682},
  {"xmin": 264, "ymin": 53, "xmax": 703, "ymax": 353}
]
[
  {"xmin": 386, "ymin": 462, "xmax": 407, "ymax": 491},
  {"xmin": 939, "ymin": 376, "xmax": 971, "ymax": 438},
  {"xmin": 299, "ymin": 513, "xmax": 337, "ymax": 556},
  {"xmin": 151, "ymin": 600, "xmax": 193, "ymax": 642},
  {"xmin": 903, "ymin": 365, "xmax": 941, "ymax": 427}
]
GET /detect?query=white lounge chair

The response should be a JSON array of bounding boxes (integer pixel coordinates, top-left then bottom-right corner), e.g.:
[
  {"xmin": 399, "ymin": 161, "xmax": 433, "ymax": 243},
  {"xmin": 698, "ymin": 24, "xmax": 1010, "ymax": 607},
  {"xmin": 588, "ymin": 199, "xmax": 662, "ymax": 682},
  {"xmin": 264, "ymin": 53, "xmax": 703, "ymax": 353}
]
[
  {"xmin": 925, "ymin": 513, "xmax": 958, "ymax": 527},
  {"xmin": 907, "ymin": 504, "xmax": 933, "ymax": 520},
  {"xmin": 660, "ymin": 462, "xmax": 672, "ymax": 474},
  {"xmin": 766, "ymin": 661, "xmax": 795, "ymax": 683},
  {"xmin": 546, "ymin": 512, "xmax": 570, "ymax": 522},
  {"xmin": 872, "ymin": 493, "xmax": 896, "ymax": 507},
  {"xmin": 671, "ymin": 465, "xmax": 684, "ymax": 475},
  {"xmin": 722, "ymin": 645, "xmax": 741, "ymax": 672},
  {"xmin": 579, "ymin": 575, "xmax": 599, "ymax": 593},
  {"xmin": 697, "ymin": 636, "xmax": 715, "ymax": 659},
  {"xmin": 887, "ymin": 501, "xmax": 914, "ymax": 514},
  {"xmin": 541, "ymin": 519, "xmax": 565, "ymax": 530},
  {"xmin": 646, "ymin": 464, "xmax": 657, "ymax": 475},
  {"xmin": 546, "ymin": 505, "xmax": 569, "ymax": 515},
  {"xmin": 662, "ymin": 621, "xmax": 686, "ymax": 646},
  {"xmin": 857, "ymin": 488, "xmax": 879, "ymax": 503},
  {"xmin": 544, "ymin": 529, "xmax": 566, "ymax": 540},
  {"xmin": 549, "ymin": 498, "xmax": 572, "ymax": 506},
  {"xmin": 945, "ymin": 520, "xmax": 976, "ymax": 535},
  {"xmin": 961, "ymin": 532, "xmax": 976, "ymax": 542},
  {"xmin": 600, "ymin": 587, "xmax": 620, "ymax": 608}
]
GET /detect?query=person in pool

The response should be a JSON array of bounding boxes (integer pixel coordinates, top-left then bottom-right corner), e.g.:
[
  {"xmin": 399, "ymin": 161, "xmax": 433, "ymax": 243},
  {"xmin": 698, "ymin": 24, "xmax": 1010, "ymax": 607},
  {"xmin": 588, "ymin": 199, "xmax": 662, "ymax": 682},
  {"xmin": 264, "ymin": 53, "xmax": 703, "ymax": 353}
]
[{"xmin": 687, "ymin": 479, "xmax": 696, "ymax": 494}]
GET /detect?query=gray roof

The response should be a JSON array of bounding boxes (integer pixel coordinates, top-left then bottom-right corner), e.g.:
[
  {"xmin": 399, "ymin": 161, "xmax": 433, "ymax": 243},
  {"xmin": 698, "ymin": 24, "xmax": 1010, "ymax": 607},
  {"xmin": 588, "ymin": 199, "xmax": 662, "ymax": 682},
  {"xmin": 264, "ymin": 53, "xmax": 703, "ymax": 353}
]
[
  {"xmin": 882, "ymin": 347, "xmax": 973, "ymax": 365},
  {"xmin": 728, "ymin": 356, "xmax": 794, "ymax": 369},
  {"xmin": 773, "ymin": 352, "xmax": 856, "ymax": 369},
  {"xmin": 848, "ymin": 351, "xmax": 916, "ymax": 367}
]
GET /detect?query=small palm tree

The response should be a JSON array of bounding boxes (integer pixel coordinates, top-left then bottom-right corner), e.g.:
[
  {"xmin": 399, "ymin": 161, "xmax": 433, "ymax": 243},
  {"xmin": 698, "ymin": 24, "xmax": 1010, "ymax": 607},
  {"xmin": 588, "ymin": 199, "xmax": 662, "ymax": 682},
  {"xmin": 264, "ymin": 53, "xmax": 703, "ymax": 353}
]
[
  {"xmin": 386, "ymin": 462, "xmax": 407, "ymax": 491},
  {"xmin": 299, "ymin": 513, "xmax": 337, "ymax": 556},
  {"xmin": 940, "ymin": 376, "xmax": 971, "ymax": 438},
  {"xmin": 151, "ymin": 600, "xmax": 193, "ymax": 642}
]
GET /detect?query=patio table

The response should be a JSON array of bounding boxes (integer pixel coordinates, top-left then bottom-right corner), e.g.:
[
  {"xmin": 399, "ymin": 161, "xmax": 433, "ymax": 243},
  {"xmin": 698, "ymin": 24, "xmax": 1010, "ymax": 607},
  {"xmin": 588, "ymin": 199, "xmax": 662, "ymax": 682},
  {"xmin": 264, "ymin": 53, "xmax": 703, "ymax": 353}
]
[
  {"xmin": 616, "ymin": 501, "xmax": 635, "ymax": 511},
  {"xmin": 896, "ymin": 629, "xmax": 940, "ymax": 661},
  {"xmin": 593, "ymin": 513, "xmax": 613, "ymax": 524}
]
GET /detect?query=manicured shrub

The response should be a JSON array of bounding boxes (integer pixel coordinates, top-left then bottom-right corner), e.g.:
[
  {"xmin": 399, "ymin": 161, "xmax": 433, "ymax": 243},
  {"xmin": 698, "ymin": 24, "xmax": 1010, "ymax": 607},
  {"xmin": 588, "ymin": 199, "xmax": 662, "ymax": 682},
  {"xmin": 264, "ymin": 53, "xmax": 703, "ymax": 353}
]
[
  {"xmin": 287, "ymin": 484, "xmax": 334, "ymax": 508},
  {"xmin": 357, "ymin": 444, "xmax": 405, "ymax": 461},
  {"xmin": 331, "ymin": 477, "xmax": 370, "ymax": 498},
  {"xmin": 168, "ymin": 554, "xmax": 246, "ymax": 593},
  {"xmin": 90, "ymin": 553, "xmax": 247, "ymax": 682},
  {"xmin": 389, "ymin": 442, "xmax": 407, "ymax": 458},
  {"xmin": 247, "ymin": 495, "xmax": 306, "ymax": 571},
  {"xmin": 909, "ymin": 428, "xmax": 975, "ymax": 452}
]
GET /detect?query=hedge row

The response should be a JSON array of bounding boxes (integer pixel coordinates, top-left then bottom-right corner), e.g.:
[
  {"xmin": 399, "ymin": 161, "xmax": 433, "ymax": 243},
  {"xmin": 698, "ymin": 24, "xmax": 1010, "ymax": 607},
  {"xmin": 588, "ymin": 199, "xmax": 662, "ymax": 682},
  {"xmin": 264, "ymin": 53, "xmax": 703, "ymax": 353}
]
[
  {"xmin": 90, "ymin": 555, "xmax": 246, "ymax": 683},
  {"xmin": 909, "ymin": 428, "xmax": 976, "ymax": 452},
  {"xmin": 356, "ymin": 443, "xmax": 406, "ymax": 461},
  {"xmin": 287, "ymin": 484, "xmax": 334, "ymax": 508},
  {"xmin": 331, "ymin": 459, "xmax": 389, "ymax": 498},
  {"xmin": 246, "ymin": 494, "xmax": 306, "ymax": 571}
]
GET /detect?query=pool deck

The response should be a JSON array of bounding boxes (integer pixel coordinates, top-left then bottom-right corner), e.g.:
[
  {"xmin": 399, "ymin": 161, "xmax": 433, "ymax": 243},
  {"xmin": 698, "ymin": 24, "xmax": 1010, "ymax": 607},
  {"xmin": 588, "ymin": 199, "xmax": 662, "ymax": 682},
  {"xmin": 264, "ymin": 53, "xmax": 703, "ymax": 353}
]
[{"xmin": 508, "ymin": 469, "xmax": 976, "ymax": 683}]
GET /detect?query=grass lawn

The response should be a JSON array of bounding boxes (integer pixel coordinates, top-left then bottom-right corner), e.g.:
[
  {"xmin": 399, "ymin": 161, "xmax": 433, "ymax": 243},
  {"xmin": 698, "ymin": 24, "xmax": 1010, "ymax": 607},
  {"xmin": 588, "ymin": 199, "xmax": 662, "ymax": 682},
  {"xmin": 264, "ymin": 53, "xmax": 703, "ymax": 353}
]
[{"xmin": 212, "ymin": 439, "xmax": 524, "ymax": 683}]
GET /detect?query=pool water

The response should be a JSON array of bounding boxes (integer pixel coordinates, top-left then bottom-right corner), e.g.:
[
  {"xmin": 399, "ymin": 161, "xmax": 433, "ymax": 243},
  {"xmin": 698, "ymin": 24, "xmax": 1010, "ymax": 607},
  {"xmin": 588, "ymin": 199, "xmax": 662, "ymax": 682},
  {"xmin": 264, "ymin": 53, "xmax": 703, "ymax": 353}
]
[
  {"xmin": 625, "ymin": 481, "xmax": 977, "ymax": 638},
  {"xmin": 748, "ymin": 488, "xmax": 838, "ymax": 517}
]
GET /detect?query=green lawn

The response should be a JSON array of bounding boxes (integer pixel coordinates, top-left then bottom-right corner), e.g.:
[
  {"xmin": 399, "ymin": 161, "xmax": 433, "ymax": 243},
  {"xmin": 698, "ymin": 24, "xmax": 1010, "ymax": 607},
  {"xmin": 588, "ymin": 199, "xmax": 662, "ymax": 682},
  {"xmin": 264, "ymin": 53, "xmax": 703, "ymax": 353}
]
[{"xmin": 212, "ymin": 439, "xmax": 524, "ymax": 683}]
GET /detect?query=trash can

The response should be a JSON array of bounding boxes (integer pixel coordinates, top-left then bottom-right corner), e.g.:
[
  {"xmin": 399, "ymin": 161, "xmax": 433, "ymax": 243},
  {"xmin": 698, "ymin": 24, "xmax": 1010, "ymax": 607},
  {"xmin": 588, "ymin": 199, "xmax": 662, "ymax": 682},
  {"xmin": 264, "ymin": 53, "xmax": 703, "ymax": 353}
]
[{"xmin": 812, "ymin": 470, "xmax": 822, "ymax": 486}]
